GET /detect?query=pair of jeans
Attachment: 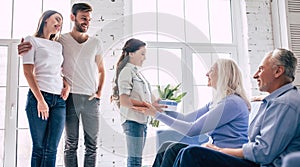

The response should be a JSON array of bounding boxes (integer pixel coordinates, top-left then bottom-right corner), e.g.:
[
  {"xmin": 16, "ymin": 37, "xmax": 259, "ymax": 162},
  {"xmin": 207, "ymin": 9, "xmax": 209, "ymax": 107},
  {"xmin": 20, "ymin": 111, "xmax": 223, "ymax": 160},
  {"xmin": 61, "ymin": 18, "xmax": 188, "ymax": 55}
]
[
  {"xmin": 26, "ymin": 89, "xmax": 66, "ymax": 167},
  {"xmin": 122, "ymin": 120, "xmax": 147, "ymax": 167},
  {"xmin": 174, "ymin": 145, "xmax": 259, "ymax": 167},
  {"xmin": 153, "ymin": 142, "xmax": 188, "ymax": 167},
  {"xmin": 64, "ymin": 93, "xmax": 100, "ymax": 167}
]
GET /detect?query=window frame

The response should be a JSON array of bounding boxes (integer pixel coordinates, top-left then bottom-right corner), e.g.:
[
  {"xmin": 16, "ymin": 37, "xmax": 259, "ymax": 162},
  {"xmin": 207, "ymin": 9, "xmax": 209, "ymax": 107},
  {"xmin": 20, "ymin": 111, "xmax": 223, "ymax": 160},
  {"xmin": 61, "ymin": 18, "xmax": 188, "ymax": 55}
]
[{"xmin": 125, "ymin": 0, "xmax": 250, "ymax": 112}]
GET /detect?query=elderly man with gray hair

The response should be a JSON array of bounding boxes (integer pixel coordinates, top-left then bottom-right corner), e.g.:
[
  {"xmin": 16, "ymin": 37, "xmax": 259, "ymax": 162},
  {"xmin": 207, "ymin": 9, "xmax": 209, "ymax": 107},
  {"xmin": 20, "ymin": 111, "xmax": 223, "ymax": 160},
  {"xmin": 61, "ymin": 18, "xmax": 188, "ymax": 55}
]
[{"xmin": 173, "ymin": 48, "xmax": 300, "ymax": 167}]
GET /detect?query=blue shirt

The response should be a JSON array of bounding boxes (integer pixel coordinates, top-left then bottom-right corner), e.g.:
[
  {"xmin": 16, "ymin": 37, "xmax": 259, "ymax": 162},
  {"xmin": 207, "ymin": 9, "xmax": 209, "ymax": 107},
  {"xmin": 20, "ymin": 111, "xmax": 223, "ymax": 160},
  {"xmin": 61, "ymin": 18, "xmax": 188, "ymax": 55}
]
[
  {"xmin": 155, "ymin": 94, "xmax": 249, "ymax": 148},
  {"xmin": 243, "ymin": 83, "xmax": 300, "ymax": 167}
]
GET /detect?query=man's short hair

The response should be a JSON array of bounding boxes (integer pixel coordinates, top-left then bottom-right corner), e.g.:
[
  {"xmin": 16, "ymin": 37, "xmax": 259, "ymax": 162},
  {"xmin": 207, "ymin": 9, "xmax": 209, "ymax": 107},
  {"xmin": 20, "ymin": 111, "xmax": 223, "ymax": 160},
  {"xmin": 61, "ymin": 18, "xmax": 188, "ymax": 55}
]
[
  {"xmin": 71, "ymin": 3, "xmax": 92, "ymax": 16},
  {"xmin": 271, "ymin": 48, "xmax": 297, "ymax": 81}
]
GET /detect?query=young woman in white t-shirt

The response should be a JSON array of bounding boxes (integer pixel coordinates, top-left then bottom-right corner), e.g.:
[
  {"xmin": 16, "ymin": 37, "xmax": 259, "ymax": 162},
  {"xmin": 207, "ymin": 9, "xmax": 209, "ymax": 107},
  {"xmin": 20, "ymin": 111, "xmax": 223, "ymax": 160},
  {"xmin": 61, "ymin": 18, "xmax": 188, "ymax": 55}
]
[{"xmin": 21, "ymin": 10, "xmax": 70, "ymax": 167}]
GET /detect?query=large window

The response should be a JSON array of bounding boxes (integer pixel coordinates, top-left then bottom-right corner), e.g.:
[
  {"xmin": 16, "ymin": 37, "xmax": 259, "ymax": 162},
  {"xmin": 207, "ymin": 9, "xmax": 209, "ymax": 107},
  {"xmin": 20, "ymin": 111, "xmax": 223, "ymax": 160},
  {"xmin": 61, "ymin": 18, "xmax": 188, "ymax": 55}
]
[
  {"xmin": 0, "ymin": 0, "xmax": 70, "ymax": 39},
  {"xmin": 132, "ymin": 0, "xmax": 232, "ymax": 43},
  {"xmin": 128, "ymin": 0, "xmax": 241, "ymax": 112},
  {"xmin": 1, "ymin": 1, "xmax": 248, "ymax": 166}
]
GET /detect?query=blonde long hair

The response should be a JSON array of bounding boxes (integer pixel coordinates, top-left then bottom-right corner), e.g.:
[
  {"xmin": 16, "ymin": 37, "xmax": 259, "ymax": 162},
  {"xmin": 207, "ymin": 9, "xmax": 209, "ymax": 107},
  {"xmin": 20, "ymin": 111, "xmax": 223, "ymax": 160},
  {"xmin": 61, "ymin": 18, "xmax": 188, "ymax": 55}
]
[{"xmin": 212, "ymin": 58, "xmax": 250, "ymax": 110}]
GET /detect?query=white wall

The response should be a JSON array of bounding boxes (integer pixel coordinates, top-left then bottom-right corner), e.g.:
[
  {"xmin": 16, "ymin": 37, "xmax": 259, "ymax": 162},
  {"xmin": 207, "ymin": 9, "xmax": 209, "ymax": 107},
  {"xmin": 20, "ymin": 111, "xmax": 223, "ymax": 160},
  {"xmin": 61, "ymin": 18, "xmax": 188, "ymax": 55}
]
[{"xmin": 246, "ymin": 0, "xmax": 274, "ymax": 96}]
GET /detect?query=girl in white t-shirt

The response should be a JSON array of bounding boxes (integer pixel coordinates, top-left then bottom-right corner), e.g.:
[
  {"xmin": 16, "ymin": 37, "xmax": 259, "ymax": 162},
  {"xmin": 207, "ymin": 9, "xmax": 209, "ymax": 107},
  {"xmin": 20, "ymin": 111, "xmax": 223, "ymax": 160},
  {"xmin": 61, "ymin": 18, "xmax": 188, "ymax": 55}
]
[{"xmin": 21, "ymin": 10, "xmax": 70, "ymax": 167}]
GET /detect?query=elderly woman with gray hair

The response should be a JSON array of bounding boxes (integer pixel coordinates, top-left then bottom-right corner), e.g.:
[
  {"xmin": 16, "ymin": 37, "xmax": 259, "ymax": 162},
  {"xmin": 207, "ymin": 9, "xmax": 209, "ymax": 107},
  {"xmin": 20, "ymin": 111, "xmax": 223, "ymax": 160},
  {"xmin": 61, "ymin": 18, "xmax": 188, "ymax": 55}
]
[{"xmin": 134, "ymin": 58, "xmax": 251, "ymax": 167}]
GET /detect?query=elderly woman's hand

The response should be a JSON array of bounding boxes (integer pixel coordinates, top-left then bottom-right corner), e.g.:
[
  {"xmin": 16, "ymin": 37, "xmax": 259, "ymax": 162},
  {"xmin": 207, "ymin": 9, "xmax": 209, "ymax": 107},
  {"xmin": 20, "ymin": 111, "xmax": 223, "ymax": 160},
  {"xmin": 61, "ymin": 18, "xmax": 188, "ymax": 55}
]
[{"xmin": 152, "ymin": 99, "xmax": 167, "ymax": 112}]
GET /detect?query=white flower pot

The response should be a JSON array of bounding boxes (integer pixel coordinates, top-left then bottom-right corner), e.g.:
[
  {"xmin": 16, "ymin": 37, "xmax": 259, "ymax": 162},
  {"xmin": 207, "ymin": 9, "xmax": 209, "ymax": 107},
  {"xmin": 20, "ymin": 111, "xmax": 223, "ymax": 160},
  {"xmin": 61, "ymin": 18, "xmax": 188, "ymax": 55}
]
[{"xmin": 159, "ymin": 99, "xmax": 178, "ymax": 112}]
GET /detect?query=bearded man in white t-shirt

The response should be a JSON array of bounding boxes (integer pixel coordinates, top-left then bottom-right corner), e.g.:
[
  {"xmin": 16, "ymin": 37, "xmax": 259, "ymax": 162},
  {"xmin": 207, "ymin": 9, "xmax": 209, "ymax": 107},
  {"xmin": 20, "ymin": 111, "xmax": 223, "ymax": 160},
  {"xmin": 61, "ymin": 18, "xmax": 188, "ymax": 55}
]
[{"xmin": 18, "ymin": 3, "xmax": 105, "ymax": 167}]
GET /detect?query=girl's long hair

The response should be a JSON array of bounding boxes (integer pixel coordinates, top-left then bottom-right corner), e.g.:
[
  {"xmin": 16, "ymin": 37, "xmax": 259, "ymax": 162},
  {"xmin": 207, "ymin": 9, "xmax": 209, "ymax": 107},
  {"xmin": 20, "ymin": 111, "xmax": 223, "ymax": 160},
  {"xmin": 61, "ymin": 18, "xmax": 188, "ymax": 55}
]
[
  {"xmin": 111, "ymin": 38, "xmax": 146, "ymax": 107},
  {"xmin": 212, "ymin": 58, "xmax": 250, "ymax": 110},
  {"xmin": 34, "ymin": 10, "xmax": 63, "ymax": 41}
]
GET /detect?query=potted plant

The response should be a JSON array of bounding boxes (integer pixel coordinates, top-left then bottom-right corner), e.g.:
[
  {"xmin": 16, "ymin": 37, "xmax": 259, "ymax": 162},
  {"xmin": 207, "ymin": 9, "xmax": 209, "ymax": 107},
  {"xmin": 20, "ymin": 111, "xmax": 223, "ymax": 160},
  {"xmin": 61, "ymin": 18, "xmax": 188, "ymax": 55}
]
[{"xmin": 150, "ymin": 83, "xmax": 187, "ymax": 127}]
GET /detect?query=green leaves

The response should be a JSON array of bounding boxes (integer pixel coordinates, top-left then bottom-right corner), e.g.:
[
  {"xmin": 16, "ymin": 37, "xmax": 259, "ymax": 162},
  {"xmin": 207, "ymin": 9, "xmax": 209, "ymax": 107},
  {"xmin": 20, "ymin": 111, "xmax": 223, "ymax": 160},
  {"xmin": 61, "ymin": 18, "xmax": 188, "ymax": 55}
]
[
  {"xmin": 150, "ymin": 118, "xmax": 160, "ymax": 127},
  {"xmin": 150, "ymin": 83, "xmax": 187, "ymax": 127},
  {"xmin": 157, "ymin": 83, "xmax": 187, "ymax": 103}
]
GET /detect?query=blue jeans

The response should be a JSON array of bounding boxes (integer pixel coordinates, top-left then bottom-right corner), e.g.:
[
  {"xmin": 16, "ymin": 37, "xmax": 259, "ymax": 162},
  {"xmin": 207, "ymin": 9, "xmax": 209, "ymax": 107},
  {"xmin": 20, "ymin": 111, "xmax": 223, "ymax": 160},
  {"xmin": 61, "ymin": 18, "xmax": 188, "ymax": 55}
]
[
  {"xmin": 64, "ymin": 93, "xmax": 100, "ymax": 167},
  {"xmin": 174, "ymin": 145, "xmax": 259, "ymax": 167},
  {"xmin": 153, "ymin": 142, "xmax": 189, "ymax": 167},
  {"xmin": 122, "ymin": 120, "xmax": 147, "ymax": 167},
  {"xmin": 26, "ymin": 90, "xmax": 66, "ymax": 167}
]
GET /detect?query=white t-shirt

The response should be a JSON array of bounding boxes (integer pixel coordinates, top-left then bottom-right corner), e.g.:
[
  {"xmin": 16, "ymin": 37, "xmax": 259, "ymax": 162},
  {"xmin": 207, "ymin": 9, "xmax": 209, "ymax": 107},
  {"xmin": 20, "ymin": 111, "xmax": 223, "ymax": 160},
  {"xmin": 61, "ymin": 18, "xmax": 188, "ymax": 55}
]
[
  {"xmin": 22, "ymin": 36, "xmax": 64, "ymax": 95},
  {"xmin": 59, "ymin": 33, "xmax": 103, "ymax": 96}
]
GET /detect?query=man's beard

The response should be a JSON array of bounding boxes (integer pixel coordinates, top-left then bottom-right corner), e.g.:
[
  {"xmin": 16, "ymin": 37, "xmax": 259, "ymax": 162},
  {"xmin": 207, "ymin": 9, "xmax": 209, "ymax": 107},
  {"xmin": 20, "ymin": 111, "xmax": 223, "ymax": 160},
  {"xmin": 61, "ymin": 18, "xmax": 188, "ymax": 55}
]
[{"xmin": 75, "ymin": 19, "xmax": 88, "ymax": 33}]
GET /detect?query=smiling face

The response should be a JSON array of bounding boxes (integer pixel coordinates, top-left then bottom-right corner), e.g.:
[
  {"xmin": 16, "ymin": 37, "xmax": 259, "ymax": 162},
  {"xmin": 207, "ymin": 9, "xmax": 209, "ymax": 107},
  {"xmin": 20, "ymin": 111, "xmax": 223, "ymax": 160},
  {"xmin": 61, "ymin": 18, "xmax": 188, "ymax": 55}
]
[
  {"xmin": 45, "ymin": 13, "xmax": 63, "ymax": 34},
  {"xmin": 129, "ymin": 46, "xmax": 146, "ymax": 66},
  {"xmin": 206, "ymin": 63, "xmax": 218, "ymax": 88},
  {"xmin": 253, "ymin": 54, "xmax": 276, "ymax": 93},
  {"xmin": 73, "ymin": 11, "xmax": 91, "ymax": 33}
]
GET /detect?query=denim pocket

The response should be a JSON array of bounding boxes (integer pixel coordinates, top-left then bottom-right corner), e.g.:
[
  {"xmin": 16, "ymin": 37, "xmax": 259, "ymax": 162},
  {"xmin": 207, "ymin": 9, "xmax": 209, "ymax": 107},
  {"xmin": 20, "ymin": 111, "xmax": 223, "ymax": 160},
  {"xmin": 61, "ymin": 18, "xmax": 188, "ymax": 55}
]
[
  {"xmin": 25, "ymin": 90, "xmax": 38, "ymax": 116},
  {"xmin": 27, "ymin": 90, "xmax": 37, "ymax": 106},
  {"xmin": 94, "ymin": 98, "xmax": 101, "ymax": 106},
  {"xmin": 41, "ymin": 91, "xmax": 51, "ymax": 104}
]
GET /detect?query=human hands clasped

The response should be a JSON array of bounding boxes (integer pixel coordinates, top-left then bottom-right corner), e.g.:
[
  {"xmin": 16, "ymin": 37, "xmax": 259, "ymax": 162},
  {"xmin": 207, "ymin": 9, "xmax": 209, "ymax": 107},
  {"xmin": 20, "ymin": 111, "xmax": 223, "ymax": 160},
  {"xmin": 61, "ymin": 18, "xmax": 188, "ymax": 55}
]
[
  {"xmin": 152, "ymin": 99, "xmax": 168, "ymax": 112},
  {"xmin": 131, "ymin": 102, "xmax": 159, "ymax": 116},
  {"xmin": 202, "ymin": 143, "xmax": 222, "ymax": 152}
]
